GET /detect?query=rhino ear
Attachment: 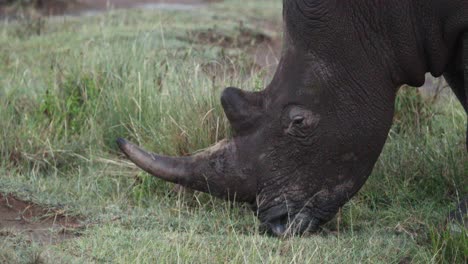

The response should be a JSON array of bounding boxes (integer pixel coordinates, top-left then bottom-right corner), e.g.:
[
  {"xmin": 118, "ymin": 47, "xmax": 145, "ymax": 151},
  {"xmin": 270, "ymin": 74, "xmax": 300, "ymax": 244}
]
[{"xmin": 221, "ymin": 87, "xmax": 263, "ymax": 135}]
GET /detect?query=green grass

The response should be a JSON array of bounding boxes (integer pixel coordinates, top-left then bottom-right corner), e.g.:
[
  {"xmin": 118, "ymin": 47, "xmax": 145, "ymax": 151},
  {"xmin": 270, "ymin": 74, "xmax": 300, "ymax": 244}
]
[{"xmin": 0, "ymin": 1, "xmax": 467, "ymax": 263}]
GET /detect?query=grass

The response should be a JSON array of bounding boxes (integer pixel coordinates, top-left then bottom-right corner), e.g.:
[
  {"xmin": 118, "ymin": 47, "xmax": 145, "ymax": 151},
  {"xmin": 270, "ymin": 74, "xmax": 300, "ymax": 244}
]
[{"xmin": 0, "ymin": 0, "xmax": 467, "ymax": 263}]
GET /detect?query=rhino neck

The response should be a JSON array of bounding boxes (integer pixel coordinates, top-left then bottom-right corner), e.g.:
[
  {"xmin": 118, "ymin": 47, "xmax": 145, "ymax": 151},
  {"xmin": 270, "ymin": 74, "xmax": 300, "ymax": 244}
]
[
  {"xmin": 344, "ymin": 0, "xmax": 430, "ymax": 88},
  {"xmin": 389, "ymin": 0, "xmax": 468, "ymax": 86},
  {"xmin": 343, "ymin": 0, "xmax": 468, "ymax": 88},
  {"xmin": 280, "ymin": 0, "xmax": 468, "ymax": 91},
  {"xmin": 424, "ymin": 0, "xmax": 468, "ymax": 73},
  {"xmin": 281, "ymin": 1, "xmax": 404, "ymax": 97}
]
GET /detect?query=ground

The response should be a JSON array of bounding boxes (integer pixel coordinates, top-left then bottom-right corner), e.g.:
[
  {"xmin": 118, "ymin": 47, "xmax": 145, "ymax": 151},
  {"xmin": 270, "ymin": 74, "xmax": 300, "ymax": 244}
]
[{"xmin": 0, "ymin": 0, "xmax": 467, "ymax": 263}]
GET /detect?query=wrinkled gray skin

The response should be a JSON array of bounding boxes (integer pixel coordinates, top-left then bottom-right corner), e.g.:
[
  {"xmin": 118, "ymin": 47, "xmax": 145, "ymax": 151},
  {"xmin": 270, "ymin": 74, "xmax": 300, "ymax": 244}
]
[{"xmin": 118, "ymin": 0, "xmax": 468, "ymax": 236}]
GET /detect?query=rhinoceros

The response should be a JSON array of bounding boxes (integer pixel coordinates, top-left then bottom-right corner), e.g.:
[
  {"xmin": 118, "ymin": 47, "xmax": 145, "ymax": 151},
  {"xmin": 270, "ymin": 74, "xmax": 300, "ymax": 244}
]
[{"xmin": 118, "ymin": 0, "xmax": 468, "ymax": 236}]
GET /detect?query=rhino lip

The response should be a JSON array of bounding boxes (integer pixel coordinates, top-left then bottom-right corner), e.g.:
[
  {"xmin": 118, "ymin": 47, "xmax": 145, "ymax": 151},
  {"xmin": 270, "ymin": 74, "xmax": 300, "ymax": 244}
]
[
  {"xmin": 260, "ymin": 211, "xmax": 321, "ymax": 237},
  {"xmin": 260, "ymin": 213, "xmax": 288, "ymax": 236}
]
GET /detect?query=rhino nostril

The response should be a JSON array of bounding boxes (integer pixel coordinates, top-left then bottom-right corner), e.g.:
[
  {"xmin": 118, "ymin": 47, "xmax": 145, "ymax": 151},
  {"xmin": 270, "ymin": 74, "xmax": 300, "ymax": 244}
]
[
  {"xmin": 261, "ymin": 214, "xmax": 289, "ymax": 237},
  {"xmin": 262, "ymin": 214, "xmax": 322, "ymax": 237},
  {"xmin": 270, "ymin": 223, "xmax": 287, "ymax": 236}
]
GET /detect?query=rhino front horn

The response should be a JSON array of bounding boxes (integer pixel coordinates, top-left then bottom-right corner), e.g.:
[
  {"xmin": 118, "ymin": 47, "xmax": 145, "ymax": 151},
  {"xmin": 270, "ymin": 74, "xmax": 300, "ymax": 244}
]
[{"xmin": 116, "ymin": 138, "xmax": 256, "ymax": 202}]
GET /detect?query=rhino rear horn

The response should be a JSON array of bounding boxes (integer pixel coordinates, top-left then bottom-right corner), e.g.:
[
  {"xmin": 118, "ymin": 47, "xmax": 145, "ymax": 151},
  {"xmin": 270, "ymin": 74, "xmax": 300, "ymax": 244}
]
[{"xmin": 221, "ymin": 87, "xmax": 263, "ymax": 135}]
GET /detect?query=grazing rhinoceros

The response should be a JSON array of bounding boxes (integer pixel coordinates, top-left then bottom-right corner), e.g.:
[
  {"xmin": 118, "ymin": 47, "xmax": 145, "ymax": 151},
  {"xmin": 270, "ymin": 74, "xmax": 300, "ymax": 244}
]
[{"xmin": 118, "ymin": 0, "xmax": 468, "ymax": 236}]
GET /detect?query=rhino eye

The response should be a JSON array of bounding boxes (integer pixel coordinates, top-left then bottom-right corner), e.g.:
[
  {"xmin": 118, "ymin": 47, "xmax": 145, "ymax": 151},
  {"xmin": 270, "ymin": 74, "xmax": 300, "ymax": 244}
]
[
  {"xmin": 292, "ymin": 116, "xmax": 305, "ymax": 126},
  {"xmin": 282, "ymin": 105, "xmax": 320, "ymax": 136}
]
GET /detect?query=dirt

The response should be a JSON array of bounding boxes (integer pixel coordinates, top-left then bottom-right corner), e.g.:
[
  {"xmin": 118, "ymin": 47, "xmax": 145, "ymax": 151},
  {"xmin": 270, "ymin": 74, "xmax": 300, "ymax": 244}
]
[
  {"xmin": 1, "ymin": 0, "xmax": 282, "ymax": 75},
  {"xmin": 179, "ymin": 25, "xmax": 282, "ymax": 77},
  {"xmin": 64, "ymin": 0, "xmax": 212, "ymax": 15},
  {"xmin": 76, "ymin": 0, "xmax": 210, "ymax": 9},
  {"xmin": 180, "ymin": 26, "xmax": 272, "ymax": 49},
  {"xmin": 250, "ymin": 34, "xmax": 282, "ymax": 76},
  {"xmin": 0, "ymin": 0, "xmax": 215, "ymax": 17},
  {"xmin": 0, "ymin": 193, "xmax": 81, "ymax": 245}
]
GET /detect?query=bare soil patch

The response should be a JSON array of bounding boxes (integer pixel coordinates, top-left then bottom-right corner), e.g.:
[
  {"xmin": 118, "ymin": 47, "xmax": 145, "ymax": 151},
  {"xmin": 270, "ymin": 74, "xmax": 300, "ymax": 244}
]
[
  {"xmin": 200, "ymin": 56, "xmax": 262, "ymax": 81},
  {"xmin": 76, "ymin": 0, "xmax": 209, "ymax": 10},
  {"xmin": 0, "ymin": 0, "xmax": 213, "ymax": 17},
  {"xmin": 179, "ymin": 26, "xmax": 281, "ymax": 77},
  {"xmin": 250, "ymin": 34, "xmax": 281, "ymax": 75},
  {"xmin": 0, "ymin": 193, "xmax": 81, "ymax": 245},
  {"xmin": 179, "ymin": 26, "xmax": 272, "ymax": 49}
]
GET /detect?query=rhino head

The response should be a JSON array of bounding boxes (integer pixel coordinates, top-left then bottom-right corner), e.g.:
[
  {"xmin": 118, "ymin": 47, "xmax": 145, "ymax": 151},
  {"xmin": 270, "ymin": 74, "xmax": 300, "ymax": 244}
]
[{"xmin": 118, "ymin": 0, "xmax": 462, "ymax": 236}]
